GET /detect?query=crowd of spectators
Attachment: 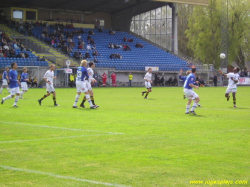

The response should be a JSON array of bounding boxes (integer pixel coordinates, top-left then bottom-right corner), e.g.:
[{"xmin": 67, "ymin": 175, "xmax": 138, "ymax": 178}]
[
  {"xmin": 240, "ymin": 69, "xmax": 248, "ymax": 77},
  {"xmin": 110, "ymin": 53, "xmax": 122, "ymax": 59}
]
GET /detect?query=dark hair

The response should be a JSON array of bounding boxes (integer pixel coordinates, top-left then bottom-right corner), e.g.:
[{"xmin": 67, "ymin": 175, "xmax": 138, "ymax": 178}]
[
  {"xmin": 192, "ymin": 68, "xmax": 196, "ymax": 73},
  {"xmin": 236, "ymin": 67, "xmax": 240, "ymax": 73},
  {"xmin": 89, "ymin": 61, "xmax": 94, "ymax": 67},
  {"xmin": 11, "ymin": 62, "xmax": 16, "ymax": 68}
]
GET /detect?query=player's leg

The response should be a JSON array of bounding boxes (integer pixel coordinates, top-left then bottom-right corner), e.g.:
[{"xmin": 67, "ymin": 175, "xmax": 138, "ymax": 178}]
[
  {"xmin": 52, "ymin": 91, "xmax": 59, "ymax": 106},
  {"xmin": 73, "ymin": 92, "xmax": 81, "ymax": 108},
  {"xmin": 13, "ymin": 88, "xmax": 21, "ymax": 107},
  {"xmin": 6, "ymin": 85, "xmax": 10, "ymax": 93},
  {"xmin": 225, "ymin": 88, "xmax": 231, "ymax": 101},
  {"xmin": 145, "ymin": 88, "xmax": 151, "ymax": 99},
  {"xmin": 38, "ymin": 91, "xmax": 51, "ymax": 105},
  {"xmin": 1, "ymin": 88, "xmax": 15, "ymax": 105},
  {"xmin": 232, "ymin": 92, "xmax": 236, "ymax": 108},
  {"xmin": 185, "ymin": 99, "xmax": 192, "ymax": 114},
  {"xmin": 0, "ymin": 85, "xmax": 3, "ymax": 93},
  {"xmin": 85, "ymin": 91, "xmax": 96, "ymax": 109},
  {"xmin": 20, "ymin": 83, "xmax": 28, "ymax": 99},
  {"xmin": 190, "ymin": 92, "xmax": 200, "ymax": 115}
]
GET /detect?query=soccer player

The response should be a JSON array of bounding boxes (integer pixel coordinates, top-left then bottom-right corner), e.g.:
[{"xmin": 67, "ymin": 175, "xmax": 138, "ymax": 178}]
[
  {"xmin": 1, "ymin": 63, "xmax": 21, "ymax": 107},
  {"xmin": 0, "ymin": 67, "xmax": 10, "ymax": 94},
  {"xmin": 219, "ymin": 67, "xmax": 240, "ymax": 108},
  {"xmin": 20, "ymin": 67, "xmax": 29, "ymax": 99},
  {"xmin": 142, "ymin": 68, "xmax": 153, "ymax": 99},
  {"xmin": 79, "ymin": 61, "xmax": 99, "ymax": 108},
  {"xmin": 38, "ymin": 64, "xmax": 59, "ymax": 106},
  {"xmin": 111, "ymin": 72, "xmax": 117, "ymax": 87},
  {"xmin": 179, "ymin": 69, "xmax": 202, "ymax": 107},
  {"xmin": 72, "ymin": 60, "xmax": 96, "ymax": 109},
  {"xmin": 183, "ymin": 68, "xmax": 200, "ymax": 115}
]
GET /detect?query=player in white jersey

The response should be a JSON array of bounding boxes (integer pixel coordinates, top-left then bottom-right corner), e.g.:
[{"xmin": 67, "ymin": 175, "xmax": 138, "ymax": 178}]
[
  {"xmin": 142, "ymin": 68, "xmax": 153, "ymax": 99},
  {"xmin": 79, "ymin": 62, "xmax": 99, "ymax": 108},
  {"xmin": 38, "ymin": 65, "xmax": 59, "ymax": 106},
  {"xmin": 219, "ymin": 67, "xmax": 240, "ymax": 108},
  {"xmin": 0, "ymin": 67, "xmax": 10, "ymax": 94}
]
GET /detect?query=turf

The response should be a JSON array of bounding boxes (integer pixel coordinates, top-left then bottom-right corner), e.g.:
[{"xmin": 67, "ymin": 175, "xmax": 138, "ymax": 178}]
[{"xmin": 0, "ymin": 86, "xmax": 249, "ymax": 187}]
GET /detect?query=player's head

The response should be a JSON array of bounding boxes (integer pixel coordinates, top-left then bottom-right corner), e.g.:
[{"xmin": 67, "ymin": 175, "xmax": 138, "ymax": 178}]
[
  {"xmin": 192, "ymin": 68, "xmax": 196, "ymax": 74},
  {"xmin": 23, "ymin": 67, "xmax": 28, "ymax": 73},
  {"xmin": 233, "ymin": 67, "xmax": 240, "ymax": 73},
  {"xmin": 11, "ymin": 62, "xmax": 17, "ymax": 69},
  {"xmin": 5, "ymin": 67, "xmax": 9, "ymax": 71},
  {"xmin": 89, "ymin": 61, "xmax": 95, "ymax": 69},
  {"xmin": 81, "ymin": 60, "xmax": 87, "ymax": 67},
  {"xmin": 186, "ymin": 70, "xmax": 191, "ymax": 75},
  {"xmin": 148, "ymin": 68, "xmax": 152, "ymax": 73},
  {"xmin": 50, "ymin": 64, "xmax": 55, "ymax": 71}
]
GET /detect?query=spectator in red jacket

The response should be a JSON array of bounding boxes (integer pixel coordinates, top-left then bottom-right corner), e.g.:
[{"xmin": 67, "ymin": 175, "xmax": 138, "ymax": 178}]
[
  {"xmin": 102, "ymin": 72, "xmax": 107, "ymax": 87},
  {"xmin": 111, "ymin": 72, "xmax": 117, "ymax": 87}
]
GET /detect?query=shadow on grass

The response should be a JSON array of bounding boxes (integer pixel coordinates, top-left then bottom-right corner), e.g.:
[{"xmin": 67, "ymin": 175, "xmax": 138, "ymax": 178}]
[
  {"xmin": 228, "ymin": 107, "xmax": 250, "ymax": 110},
  {"xmin": 189, "ymin": 115, "xmax": 206, "ymax": 117}
]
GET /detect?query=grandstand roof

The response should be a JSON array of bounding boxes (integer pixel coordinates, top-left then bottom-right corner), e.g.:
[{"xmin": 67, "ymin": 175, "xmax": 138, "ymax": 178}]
[{"xmin": 2, "ymin": 0, "xmax": 208, "ymax": 14}]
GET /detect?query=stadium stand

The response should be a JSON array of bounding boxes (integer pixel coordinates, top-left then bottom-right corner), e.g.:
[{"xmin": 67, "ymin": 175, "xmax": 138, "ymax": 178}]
[
  {"xmin": 0, "ymin": 25, "xmax": 49, "ymax": 68},
  {"xmin": 31, "ymin": 25, "xmax": 189, "ymax": 71}
]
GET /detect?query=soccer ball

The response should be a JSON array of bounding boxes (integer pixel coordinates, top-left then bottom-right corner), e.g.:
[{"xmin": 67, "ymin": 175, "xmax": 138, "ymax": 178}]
[{"xmin": 220, "ymin": 53, "xmax": 226, "ymax": 59}]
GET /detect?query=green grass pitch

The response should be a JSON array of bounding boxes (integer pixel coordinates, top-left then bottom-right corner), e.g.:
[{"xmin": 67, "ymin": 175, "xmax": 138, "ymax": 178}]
[{"xmin": 0, "ymin": 87, "xmax": 249, "ymax": 187}]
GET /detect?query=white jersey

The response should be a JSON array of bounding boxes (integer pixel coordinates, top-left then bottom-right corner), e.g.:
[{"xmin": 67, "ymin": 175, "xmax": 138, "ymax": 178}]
[
  {"xmin": 227, "ymin": 73, "xmax": 239, "ymax": 88},
  {"xmin": 44, "ymin": 70, "xmax": 54, "ymax": 83},
  {"xmin": 144, "ymin": 72, "xmax": 152, "ymax": 82},
  {"xmin": 87, "ymin": 68, "xmax": 94, "ymax": 81}
]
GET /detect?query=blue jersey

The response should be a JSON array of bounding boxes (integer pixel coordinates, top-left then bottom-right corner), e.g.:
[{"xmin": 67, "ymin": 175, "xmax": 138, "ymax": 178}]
[
  {"xmin": 183, "ymin": 73, "xmax": 196, "ymax": 89},
  {"xmin": 21, "ymin": 72, "xmax": 28, "ymax": 82},
  {"xmin": 3, "ymin": 71, "xmax": 8, "ymax": 80},
  {"xmin": 9, "ymin": 69, "xmax": 19, "ymax": 88},
  {"xmin": 179, "ymin": 75, "xmax": 187, "ymax": 82},
  {"xmin": 76, "ymin": 66, "xmax": 89, "ymax": 81}
]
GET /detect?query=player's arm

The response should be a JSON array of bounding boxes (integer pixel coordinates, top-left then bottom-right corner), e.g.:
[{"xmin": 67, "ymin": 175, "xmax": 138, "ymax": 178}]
[
  {"xmin": 219, "ymin": 70, "xmax": 228, "ymax": 78},
  {"xmin": 43, "ymin": 72, "xmax": 51, "ymax": 84},
  {"xmin": 189, "ymin": 83, "xmax": 199, "ymax": 89},
  {"xmin": 179, "ymin": 69, "xmax": 183, "ymax": 76},
  {"xmin": 231, "ymin": 77, "xmax": 238, "ymax": 83}
]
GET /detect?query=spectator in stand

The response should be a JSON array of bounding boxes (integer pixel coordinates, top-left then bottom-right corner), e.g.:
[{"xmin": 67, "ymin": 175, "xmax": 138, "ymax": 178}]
[
  {"xmin": 16, "ymin": 52, "xmax": 22, "ymax": 58},
  {"xmin": 93, "ymin": 50, "xmax": 100, "ymax": 56},
  {"xmin": 154, "ymin": 73, "xmax": 159, "ymax": 86},
  {"xmin": 78, "ymin": 34, "xmax": 81, "ymax": 40},
  {"xmin": 94, "ymin": 57, "xmax": 99, "ymax": 63},
  {"xmin": 109, "ymin": 29, "xmax": 115, "ymax": 35},
  {"xmin": 74, "ymin": 50, "xmax": 80, "ymax": 59},
  {"xmin": 136, "ymin": 42, "xmax": 144, "ymax": 48},
  {"xmin": 128, "ymin": 38, "xmax": 133, "ymax": 42},
  {"xmin": 37, "ymin": 55, "xmax": 41, "ymax": 61},
  {"xmin": 98, "ymin": 28, "xmax": 102, "ymax": 32},
  {"xmin": 199, "ymin": 77, "xmax": 206, "ymax": 86},
  {"xmin": 213, "ymin": 74, "xmax": 217, "ymax": 87},
  {"xmin": 128, "ymin": 73, "xmax": 133, "ymax": 87},
  {"xmin": 88, "ymin": 30, "xmax": 94, "ymax": 35},
  {"xmin": 123, "ymin": 36, "xmax": 127, "ymax": 42},
  {"xmin": 10, "ymin": 49, "xmax": 16, "ymax": 58},
  {"xmin": 92, "ymin": 45, "xmax": 97, "ymax": 50},
  {"xmin": 108, "ymin": 43, "xmax": 112, "ymax": 48},
  {"xmin": 25, "ymin": 53, "xmax": 29, "ymax": 58},
  {"xmin": 41, "ymin": 56, "xmax": 45, "ymax": 61},
  {"xmin": 159, "ymin": 76, "xmax": 165, "ymax": 86},
  {"xmin": 102, "ymin": 72, "xmax": 107, "ymax": 86},
  {"xmin": 111, "ymin": 72, "xmax": 117, "ymax": 87},
  {"xmin": 173, "ymin": 77, "xmax": 178, "ymax": 86},
  {"xmin": 87, "ymin": 35, "xmax": 91, "ymax": 40},
  {"xmin": 32, "ymin": 77, "xmax": 38, "ymax": 88},
  {"xmin": 166, "ymin": 77, "xmax": 173, "ymax": 86},
  {"xmin": 13, "ymin": 42, "xmax": 19, "ymax": 49},
  {"xmin": 78, "ymin": 43, "xmax": 83, "ymax": 49},
  {"xmin": 86, "ymin": 44, "xmax": 91, "ymax": 50},
  {"xmin": 79, "ymin": 51, "xmax": 83, "ymax": 59},
  {"xmin": 51, "ymin": 39, "xmax": 55, "ymax": 47},
  {"xmin": 84, "ymin": 51, "xmax": 91, "ymax": 58}
]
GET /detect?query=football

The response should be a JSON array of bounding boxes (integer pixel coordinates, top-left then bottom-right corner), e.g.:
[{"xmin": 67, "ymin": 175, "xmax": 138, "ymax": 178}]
[{"xmin": 220, "ymin": 53, "xmax": 226, "ymax": 59}]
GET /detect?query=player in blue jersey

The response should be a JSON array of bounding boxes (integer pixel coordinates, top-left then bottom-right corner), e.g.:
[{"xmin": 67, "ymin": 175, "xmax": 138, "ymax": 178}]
[
  {"xmin": 0, "ymin": 67, "xmax": 10, "ymax": 94},
  {"xmin": 183, "ymin": 68, "xmax": 200, "ymax": 115},
  {"xmin": 179, "ymin": 69, "xmax": 201, "ymax": 107},
  {"xmin": 20, "ymin": 67, "xmax": 29, "ymax": 99},
  {"xmin": 1, "ymin": 63, "xmax": 21, "ymax": 107},
  {"xmin": 72, "ymin": 60, "xmax": 96, "ymax": 109}
]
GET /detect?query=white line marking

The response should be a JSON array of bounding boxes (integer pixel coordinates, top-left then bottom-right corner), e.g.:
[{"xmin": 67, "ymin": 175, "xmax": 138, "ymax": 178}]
[
  {"xmin": 0, "ymin": 134, "xmax": 110, "ymax": 144},
  {"xmin": 0, "ymin": 121, "xmax": 124, "ymax": 135},
  {"xmin": 0, "ymin": 165, "xmax": 131, "ymax": 187}
]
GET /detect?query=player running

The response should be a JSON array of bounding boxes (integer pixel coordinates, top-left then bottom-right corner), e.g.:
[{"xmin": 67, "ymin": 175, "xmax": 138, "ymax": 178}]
[
  {"xmin": 20, "ymin": 67, "xmax": 29, "ymax": 99},
  {"xmin": 79, "ymin": 62, "xmax": 99, "ymax": 108},
  {"xmin": 142, "ymin": 68, "xmax": 152, "ymax": 99},
  {"xmin": 183, "ymin": 68, "xmax": 200, "ymax": 115},
  {"xmin": 1, "ymin": 63, "xmax": 21, "ymax": 107},
  {"xmin": 73, "ymin": 60, "xmax": 97, "ymax": 109},
  {"xmin": 0, "ymin": 67, "xmax": 10, "ymax": 94},
  {"xmin": 179, "ymin": 69, "xmax": 201, "ymax": 107},
  {"xmin": 219, "ymin": 67, "xmax": 240, "ymax": 108},
  {"xmin": 38, "ymin": 64, "xmax": 59, "ymax": 106}
]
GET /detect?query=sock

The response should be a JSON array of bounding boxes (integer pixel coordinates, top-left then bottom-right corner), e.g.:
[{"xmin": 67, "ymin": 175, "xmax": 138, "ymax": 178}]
[
  {"xmin": 191, "ymin": 103, "xmax": 198, "ymax": 112},
  {"xmin": 4, "ymin": 95, "xmax": 12, "ymax": 101},
  {"xmin": 86, "ymin": 94, "xmax": 93, "ymax": 107},
  {"xmin": 7, "ymin": 87, "xmax": 10, "ymax": 92},
  {"xmin": 233, "ymin": 98, "xmax": 236, "ymax": 105},
  {"xmin": 73, "ymin": 94, "xmax": 80, "ymax": 106},
  {"xmin": 20, "ymin": 91, "xmax": 24, "ymax": 97},
  {"xmin": 40, "ymin": 95, "xmax": 47, "ymax": 101},
  {"xmin": 80, "ymin": 96, "xmax": 86, "ymax": 106},
  {"xmin": 14, "ymin": 96, "xmax": 19, "ymax": 105},
  {"xmin": 186, "ymin": 105, "xmax": 191, "ymax": 113},
  {"xmin": 0, "ymin": 87, "xmax": 2, "ymax": 92},
  {"xmin": 53, "ymin": 96, "xmax": 57, "ymax": 105},
  {"xmin": 142, "ymin": 91, "xmax": 146, "ymax": 93},
  {"xmin": 91, "ymin": 96, "xmax": 95, "ymax": 105},
  {"xmin": 145, "ymin": 91, "xmax": 149, "ymax": 98}
]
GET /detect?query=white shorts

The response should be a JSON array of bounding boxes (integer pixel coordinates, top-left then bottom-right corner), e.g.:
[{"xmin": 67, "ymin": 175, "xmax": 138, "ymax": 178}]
[
  {"xmin": 184, "ymin": 88, "xmax": 199, "ymax": 100},
  {"xmin": 21, "ymin": 82, "xmax": 28, "ymax": 91},
  {"xmin": 145, "ymin": 81, "xmax": 152, "ymax": 89},
  {"xmin": 2, "ymin": 79, "xmax": 8, "ymax": 86},
  {"xmin": 46, "ymin": 83, "xmax": 55, "ymax": 93},
  {"xmin": 226, "ymin": 87, "xmax": 237, "ymax": 94},
  {"xmin": 76, "ymin": 81, "xmax": 88, "ymax": 93},
  {"xmin": 10, "ymin": 87, "xmax": 20, "ymax": 95},
  {"xmin": 86, "ymin": 81, "xmax": 92, "ymax": 91}
]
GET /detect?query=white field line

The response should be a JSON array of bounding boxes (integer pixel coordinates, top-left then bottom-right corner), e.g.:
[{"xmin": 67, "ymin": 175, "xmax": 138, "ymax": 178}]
[
  {"xmin": 0, "ymin": 121, "xmax": 124, "ymax": 135},
  {"xmin": 0, "ymin": 134, "xmax": 110, "ymax": 144},
  {"xmin": 0, "ymin": 165, "xmax": 131, "ymax": 187}
]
